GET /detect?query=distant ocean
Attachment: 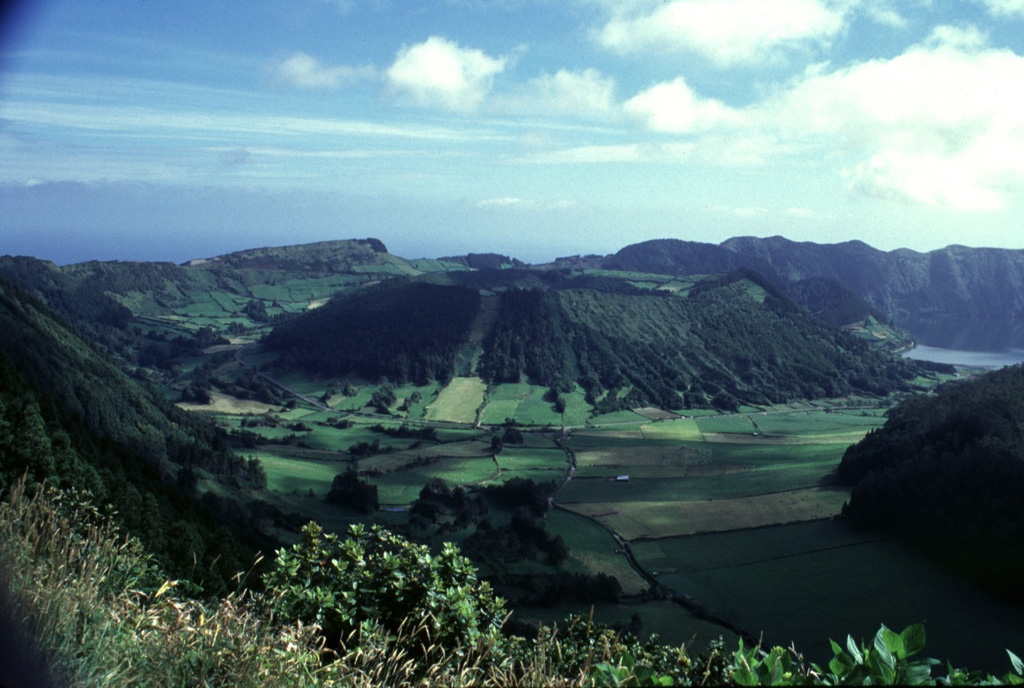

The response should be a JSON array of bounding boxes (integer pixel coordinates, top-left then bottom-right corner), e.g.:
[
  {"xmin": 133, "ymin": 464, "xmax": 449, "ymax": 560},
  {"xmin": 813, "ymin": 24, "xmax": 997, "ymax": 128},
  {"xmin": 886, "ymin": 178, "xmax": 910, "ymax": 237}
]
[{"xmin": 902, "ymin": 344, "xmax": 1024, "ymax": 370}]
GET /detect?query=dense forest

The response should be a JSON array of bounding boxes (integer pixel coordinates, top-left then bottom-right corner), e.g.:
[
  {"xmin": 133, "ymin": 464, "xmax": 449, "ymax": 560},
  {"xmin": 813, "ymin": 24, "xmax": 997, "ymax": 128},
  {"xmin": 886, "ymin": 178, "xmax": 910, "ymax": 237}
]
[
  {"xmin": 839, "ymin": 366, "xmax": 1024, "ymax": 602},
  {"xmin": 480, "ymin": 273, "xmax": 918, "ymax": 411},
  {"xmin": 265, "ymin": 281, "xmax": 482, "ymax": 383},
  {"xmin": 0, "ymin": 278, "xmax": 268, "ymax": 592},
  {"xmin": 263, "ymin": 271, "xmax": 919, "ymax": 410}
]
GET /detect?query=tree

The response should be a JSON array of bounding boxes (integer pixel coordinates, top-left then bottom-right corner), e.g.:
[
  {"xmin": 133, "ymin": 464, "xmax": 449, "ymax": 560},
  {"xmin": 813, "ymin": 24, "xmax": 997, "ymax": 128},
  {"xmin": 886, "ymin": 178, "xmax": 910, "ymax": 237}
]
[{"xmin": 325, "ymin": 468, "xmax": 378, "ymax": 514}]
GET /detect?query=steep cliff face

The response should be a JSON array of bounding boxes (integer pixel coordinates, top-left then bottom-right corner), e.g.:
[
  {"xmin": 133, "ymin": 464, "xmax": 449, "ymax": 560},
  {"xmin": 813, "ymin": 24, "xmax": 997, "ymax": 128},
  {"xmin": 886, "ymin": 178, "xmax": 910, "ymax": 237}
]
[
  {"xmin": 610, "ymin": 237, "xmax": 1024, "ymax": 336},
  {"xmin": 724, "ymin": 237, "xmax": 1024, "ymax": 322}
]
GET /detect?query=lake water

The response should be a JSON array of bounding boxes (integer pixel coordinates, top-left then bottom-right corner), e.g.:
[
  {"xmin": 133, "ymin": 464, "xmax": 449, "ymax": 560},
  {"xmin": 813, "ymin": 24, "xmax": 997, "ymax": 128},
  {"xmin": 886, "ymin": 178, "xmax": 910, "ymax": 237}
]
[{"xmin": 902, "ymin": 344, "xmax": 1024, "ymax": 369}]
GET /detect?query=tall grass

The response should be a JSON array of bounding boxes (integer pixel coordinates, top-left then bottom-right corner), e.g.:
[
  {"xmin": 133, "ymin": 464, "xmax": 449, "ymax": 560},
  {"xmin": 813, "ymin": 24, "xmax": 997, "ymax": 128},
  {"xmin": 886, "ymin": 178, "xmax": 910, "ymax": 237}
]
[{"xmin": 0, "ymin": 477, "xmax": 326, "ymax": 687}]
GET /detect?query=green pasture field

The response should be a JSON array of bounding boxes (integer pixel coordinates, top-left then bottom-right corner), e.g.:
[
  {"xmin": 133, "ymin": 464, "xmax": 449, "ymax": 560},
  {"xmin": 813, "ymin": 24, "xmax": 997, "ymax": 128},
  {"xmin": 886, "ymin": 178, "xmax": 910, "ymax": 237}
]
[
  {"xmin": 740, "ymin": 280, "xmax": 768, "ymax": 303},
  {"xmin": 356, "ymin": 439, "xmax": 493, "ymax": 475},
  {"xmin": 255, "ymin": 450, "xmax": 344, "ymax": 495},
  {"xmin": 393, "ymin": 381, "xmax": 441, "ymax": 419},
  {"xmin": 565, "ymin": 442, "xmax": 846, "ymax": 497},
  {"xmin": 495, "ymin": 447, "xmax": 567, "ymax": 474},
  {"xmin": 635, "ymin": 520, "xmax": 1024, "ymax": 674},
  {"xmin": 479, "ymin": 383, "xmax": 534, "ymax": 425},
  {"xmin": 329, "ymin": 387, "xmax": 377, "ymax": 412},
  {"xmin": 547, "ymin": 508, "xmax": 648, "ymax": 596},
  {"xmin": 695, "ymin": 414, "xmax": 759, "ymax": 434},
  {"xmin": 369, "ymin": 455, "xmax": 500, "ymax": 504},
  {"xmin": 480, "ymin": 383, "xmax": 591, "ymax": 427},
  {"xmin": 298, "ymin": 426, "xmax": 415, "ymax": 453},
  {"xmin": 565, "ymin": 429, "xmax": 659, "ymax": 446},
  {"xmin": 639, "ymin": 418, "xmax": 703, "ymax": 441},
  {"xmin": 426, "ymin": 377, "xmax": 487, "ymax": 423},
  {"xmin": 271, "ymin": 371, "xmax": 330, "ymax": 398},
  {"xmin": 586, "ymin": 410, "xmax": 647, "ymax": 426},
  {"xmin": 572, "ymin": 444, "xmax": 706, "ymax": 472},
  {"xmin": 744, "ymin": 410, "xmax": 884, "ymax": 436},
  {"xmin": 561, "ymin": 486, "xmax": 850, "ymax": 540}
]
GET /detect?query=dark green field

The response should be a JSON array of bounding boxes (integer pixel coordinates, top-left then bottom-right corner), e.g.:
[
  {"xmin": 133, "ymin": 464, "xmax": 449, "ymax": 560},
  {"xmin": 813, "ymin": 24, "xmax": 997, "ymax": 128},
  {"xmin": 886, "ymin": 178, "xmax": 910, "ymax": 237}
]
[{"xmin": 632, "ymin": 520, "xmax": 1024, "ymax": 673}]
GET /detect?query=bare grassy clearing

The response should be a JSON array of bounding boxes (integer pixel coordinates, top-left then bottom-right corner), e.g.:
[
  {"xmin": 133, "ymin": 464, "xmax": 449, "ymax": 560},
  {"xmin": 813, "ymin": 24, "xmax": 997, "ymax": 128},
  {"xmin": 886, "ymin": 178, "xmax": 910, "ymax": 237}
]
[
  {"xmin": 425, "ymin": 377, "xmax": 486, "ymax": 423},
  {"xmin": 633, "ymin": 407, "xmax": 682, "ymax": 421},
  {"xmin": 176, "ymin": 391, "xmax": 278, "ymax": 415}
]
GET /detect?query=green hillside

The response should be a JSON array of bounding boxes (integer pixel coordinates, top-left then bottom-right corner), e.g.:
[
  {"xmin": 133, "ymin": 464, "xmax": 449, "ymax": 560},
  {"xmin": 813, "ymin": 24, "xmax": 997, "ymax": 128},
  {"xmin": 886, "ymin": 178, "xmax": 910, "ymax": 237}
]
[
  {"xmin": 481, "ymin": 273, "xmax": 916, "ymax": 411},
  {"xmin": 0, "ymin": 278, "xmax": 266, "ymax": 591},
  {"xmin": 263, "ymin": 269, "xmax": 920, "ymax": 412}
]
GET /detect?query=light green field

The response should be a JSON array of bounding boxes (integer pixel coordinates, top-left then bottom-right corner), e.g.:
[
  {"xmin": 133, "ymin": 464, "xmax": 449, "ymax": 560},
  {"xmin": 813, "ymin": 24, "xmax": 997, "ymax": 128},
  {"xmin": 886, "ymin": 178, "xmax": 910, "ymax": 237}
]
[
  {"xmin": 562, "ymin": 486, "xmax": 850, "ymax": 540},
  {"xmin": 255, "ymin": 450, "xmax": 345, "ymax": 495},
  {"xmin": 495, "ymin": 447, "xmax": 568, "ymax": 473},
  {"xmin": 425, "ymin": 377, "xmax": 487, "ymax": 423},
  {"xmin": 639, "ymin": 418, "xmax": 703, "ymax": 441},
  {"xmin": 480, "ymin": 384, "xmax": 558, "ymax": 426}
]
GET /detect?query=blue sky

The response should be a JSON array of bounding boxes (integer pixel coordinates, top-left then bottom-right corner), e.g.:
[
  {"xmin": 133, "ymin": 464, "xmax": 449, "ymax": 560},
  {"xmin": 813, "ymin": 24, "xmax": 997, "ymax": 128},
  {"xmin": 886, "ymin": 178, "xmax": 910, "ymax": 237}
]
[{"xmin": 2, "ymin": 0, "xmax": 1024, "ymax": 264}]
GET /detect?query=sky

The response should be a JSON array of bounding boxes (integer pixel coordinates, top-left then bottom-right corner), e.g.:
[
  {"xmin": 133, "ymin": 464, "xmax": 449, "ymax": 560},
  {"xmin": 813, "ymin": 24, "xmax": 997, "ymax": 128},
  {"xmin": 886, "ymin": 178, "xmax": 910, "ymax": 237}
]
[{"xmin": 2, "ymin": 0, "xmax": 1024, "ymax": 264}]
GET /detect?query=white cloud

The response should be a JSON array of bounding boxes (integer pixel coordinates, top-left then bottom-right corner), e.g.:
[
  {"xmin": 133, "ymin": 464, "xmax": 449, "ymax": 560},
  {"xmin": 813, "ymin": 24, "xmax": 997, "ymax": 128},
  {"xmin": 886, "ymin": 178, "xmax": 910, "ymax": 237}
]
[
  {"xmin": 595, "ymin": 0, "xmax": 847, "ymax": 66},
  {"xmin": 272, "ymin": 52, "xmax": 375, "ymax": 89},
  {"xmin": 624, "ymin": 77, "xmax": 739, "ymax": 133},
  {"xmin": 518, "ymin": 68, "xmax": 617, "ymax": 117},
  {"xmin": 478, "ymin": 196, "xmax": 527, "ymax": 207},
  {"xmin": 476, "ymin": 197, "xmax": 577, "ymax": 210},
  {"xmin": 768, "ymin": 27, "xmax": 1024, "ymax": 209},
  {"xmin": 975, "ymin": 0, "xmax": 1024, "ymax": 17},
  {"xmin": 386, "ymin": 36, "xmax": 507, "ymax": 113},
  {"xmin": 523, "ymin": 142, "xmax": 694, "ymax": 164}
]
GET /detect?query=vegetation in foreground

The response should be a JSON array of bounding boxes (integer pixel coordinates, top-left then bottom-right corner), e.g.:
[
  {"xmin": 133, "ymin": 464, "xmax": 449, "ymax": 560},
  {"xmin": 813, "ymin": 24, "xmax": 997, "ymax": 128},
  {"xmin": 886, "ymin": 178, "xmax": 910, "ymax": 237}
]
[{"xmin": 3, "ymin": 476, "xmax": 1022, "ymax": 687}]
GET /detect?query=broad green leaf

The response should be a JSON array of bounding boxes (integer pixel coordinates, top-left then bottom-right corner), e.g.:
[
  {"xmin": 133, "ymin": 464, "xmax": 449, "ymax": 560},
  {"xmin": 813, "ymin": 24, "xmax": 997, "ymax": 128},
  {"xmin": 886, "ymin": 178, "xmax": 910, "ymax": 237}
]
[
  {"xmin": 901, "ymin": 662, "xmax": 933, "ymax": 685},
  {"xmin": 880, "ymin": 624, "xmax": 905, "ymax": 658},
  {"xmin": 847, "ymin": 635, "xmax": 864, "ymax": 664},
  {"xmin": 873, "ymin": 628, "xmax": 897, "ymax": 681},
  {"xmin": 900, "ymin": 624, "xmax": 927, "ymax": 658},
  {"xmin": 1010, "ymin": 649, "xmax": 1024, "ymax": 676}
]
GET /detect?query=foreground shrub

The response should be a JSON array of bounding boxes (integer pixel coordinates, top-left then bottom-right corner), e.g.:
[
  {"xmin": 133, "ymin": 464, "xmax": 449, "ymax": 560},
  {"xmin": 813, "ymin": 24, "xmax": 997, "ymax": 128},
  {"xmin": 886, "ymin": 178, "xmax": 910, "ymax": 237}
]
[{"xmin": 265, "ymin": 522, "xmax": 507, "ymax": 662}]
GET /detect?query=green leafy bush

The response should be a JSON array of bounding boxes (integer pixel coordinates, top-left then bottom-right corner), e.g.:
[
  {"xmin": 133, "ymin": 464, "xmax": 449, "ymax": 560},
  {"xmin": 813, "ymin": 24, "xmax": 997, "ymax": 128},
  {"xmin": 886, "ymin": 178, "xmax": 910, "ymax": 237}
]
[{"xmin": 265, "ymin": 522, "xmax": 507, "ymax": 660}]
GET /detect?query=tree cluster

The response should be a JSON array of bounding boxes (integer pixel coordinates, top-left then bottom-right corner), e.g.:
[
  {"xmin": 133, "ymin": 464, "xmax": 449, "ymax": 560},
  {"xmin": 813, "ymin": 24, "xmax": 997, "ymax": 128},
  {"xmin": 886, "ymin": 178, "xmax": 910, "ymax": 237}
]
[
  {"xmin": 839, "ymin": 365, "xmax": 1024, "ymax": 601},
  {"xmin": 326, "ymin": 468, "xmax": 379, "ymax": 514}
]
